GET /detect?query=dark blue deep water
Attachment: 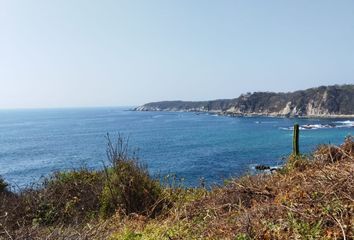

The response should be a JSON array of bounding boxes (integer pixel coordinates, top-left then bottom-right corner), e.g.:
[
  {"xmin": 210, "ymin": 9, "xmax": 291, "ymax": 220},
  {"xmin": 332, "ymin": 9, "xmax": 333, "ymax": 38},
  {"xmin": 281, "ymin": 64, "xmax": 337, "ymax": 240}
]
[{"xmin": 0, "ymin": 107, "xmax": 353, "ymax": 187}]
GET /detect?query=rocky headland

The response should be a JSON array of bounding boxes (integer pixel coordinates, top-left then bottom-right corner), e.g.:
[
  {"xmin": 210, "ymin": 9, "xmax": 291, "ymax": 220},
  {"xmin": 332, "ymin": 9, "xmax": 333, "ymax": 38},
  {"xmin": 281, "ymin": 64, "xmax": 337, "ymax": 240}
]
[{"xmin": 135, "ymin": 84, "xmax": 354, "ymax": 118}]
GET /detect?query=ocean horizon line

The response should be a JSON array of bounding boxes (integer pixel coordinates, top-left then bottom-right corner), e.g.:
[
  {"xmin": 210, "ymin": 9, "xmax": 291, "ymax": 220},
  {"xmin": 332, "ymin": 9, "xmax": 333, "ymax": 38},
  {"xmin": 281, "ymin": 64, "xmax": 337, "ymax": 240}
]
[{"xmin": 0, "ymin": 105, "xmax": 137, "ymax": 111}]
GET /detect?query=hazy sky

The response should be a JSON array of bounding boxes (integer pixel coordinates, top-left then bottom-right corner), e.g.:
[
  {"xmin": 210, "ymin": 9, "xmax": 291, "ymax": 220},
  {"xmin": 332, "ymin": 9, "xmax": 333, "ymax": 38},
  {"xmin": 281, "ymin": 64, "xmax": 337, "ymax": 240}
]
[{"xmin": 0, "ymin": 1, "xmax": 353, "ymax": 108}]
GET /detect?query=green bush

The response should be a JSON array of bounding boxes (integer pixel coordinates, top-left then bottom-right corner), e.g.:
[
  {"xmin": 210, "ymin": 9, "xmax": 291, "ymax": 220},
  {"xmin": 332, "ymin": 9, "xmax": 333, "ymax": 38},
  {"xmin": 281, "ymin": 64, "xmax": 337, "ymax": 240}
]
[
  {"xmin": 0, "ymin": 134, "xmax": 169, "ymax": 237},
  {"xmin": 33, "ymin": 169, "xmax": 104, "ymax": 225},
  {"xmin": 100, "ymin": 134, "xmax": 166, "ymax": 218},
  {"xmin": 100, "ymin": 159, "xmax": 163, "ymax": 218}
]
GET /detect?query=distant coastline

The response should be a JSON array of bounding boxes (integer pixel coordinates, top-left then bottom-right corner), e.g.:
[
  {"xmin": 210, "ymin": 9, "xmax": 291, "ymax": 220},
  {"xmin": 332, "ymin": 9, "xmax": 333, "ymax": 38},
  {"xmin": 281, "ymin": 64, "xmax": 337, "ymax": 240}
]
[{"xmin": 134, "ymin": 84, "xmax": 354, "ymax": 118}]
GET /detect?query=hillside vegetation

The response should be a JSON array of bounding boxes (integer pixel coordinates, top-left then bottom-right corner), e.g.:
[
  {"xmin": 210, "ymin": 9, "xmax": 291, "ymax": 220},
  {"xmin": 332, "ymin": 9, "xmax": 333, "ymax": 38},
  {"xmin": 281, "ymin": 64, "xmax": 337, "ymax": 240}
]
[
  {"xmin": 135, "ymin": 84, "xmax": 354, "ymax": 117},
  {"xmin": 0, "ymin": 136, "xmax": 353, "ymax": 239}
]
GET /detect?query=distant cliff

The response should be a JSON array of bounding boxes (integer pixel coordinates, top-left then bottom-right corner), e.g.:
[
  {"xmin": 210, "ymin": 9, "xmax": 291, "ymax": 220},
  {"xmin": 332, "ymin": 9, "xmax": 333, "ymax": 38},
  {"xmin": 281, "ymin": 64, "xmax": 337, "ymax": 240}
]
[{"xmin": 134, "ymin": 85, "xmax": 354, "ymax": 117}]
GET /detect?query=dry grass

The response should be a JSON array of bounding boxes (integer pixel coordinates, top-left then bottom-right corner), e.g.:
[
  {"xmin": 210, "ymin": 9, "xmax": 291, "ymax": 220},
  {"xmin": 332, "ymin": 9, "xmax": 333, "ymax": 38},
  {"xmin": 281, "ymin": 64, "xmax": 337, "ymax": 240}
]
[{"xmin": 171, "ymin": 137, "xmax": 354, "ymax": 239}]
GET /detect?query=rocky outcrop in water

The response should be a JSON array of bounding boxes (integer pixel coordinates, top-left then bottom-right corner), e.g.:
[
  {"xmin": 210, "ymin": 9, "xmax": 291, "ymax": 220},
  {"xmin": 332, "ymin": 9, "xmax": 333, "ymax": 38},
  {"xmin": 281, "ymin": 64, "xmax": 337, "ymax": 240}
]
[{"xmin": 135, "ymin": 85, "xmax": 354, "ymax": 117}]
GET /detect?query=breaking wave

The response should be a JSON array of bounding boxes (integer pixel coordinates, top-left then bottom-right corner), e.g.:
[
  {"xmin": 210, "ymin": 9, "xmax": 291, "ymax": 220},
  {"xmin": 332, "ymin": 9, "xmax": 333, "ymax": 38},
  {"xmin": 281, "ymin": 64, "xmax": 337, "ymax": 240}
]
[{"xmin": 280, "ymin": 120, "xmax": 354, "ymax": 130}]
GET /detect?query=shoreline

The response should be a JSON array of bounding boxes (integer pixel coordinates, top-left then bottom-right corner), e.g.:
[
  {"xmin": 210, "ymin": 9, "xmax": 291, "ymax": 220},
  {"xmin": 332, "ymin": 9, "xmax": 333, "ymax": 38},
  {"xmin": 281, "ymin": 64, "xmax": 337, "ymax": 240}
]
[{"xmin": 133, "ymin": 109, "xmax": 354, "ymax": 119}]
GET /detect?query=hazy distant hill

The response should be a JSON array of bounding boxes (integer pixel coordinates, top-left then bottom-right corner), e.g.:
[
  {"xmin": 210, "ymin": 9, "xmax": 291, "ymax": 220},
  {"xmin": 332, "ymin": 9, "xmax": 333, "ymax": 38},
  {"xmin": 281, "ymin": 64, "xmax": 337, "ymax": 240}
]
[{"xmin": 135, "ymin": 85, "xmax": 354, "ymax": 117}]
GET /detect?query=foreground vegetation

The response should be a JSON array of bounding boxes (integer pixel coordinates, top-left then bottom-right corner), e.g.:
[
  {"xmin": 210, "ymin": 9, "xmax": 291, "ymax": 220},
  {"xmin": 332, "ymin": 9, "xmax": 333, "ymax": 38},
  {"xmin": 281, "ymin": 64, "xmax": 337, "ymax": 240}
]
[{"xmin": 1, "ymin": 136, "xmax": 353, "ymax": 239}]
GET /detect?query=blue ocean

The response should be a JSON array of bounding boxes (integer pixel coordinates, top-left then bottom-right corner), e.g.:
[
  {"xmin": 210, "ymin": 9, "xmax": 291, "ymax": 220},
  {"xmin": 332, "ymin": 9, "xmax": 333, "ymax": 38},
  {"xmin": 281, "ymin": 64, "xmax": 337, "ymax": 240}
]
[{"xmin": 0, "ymin": 107, "xmax": 353, "ymax": 188}]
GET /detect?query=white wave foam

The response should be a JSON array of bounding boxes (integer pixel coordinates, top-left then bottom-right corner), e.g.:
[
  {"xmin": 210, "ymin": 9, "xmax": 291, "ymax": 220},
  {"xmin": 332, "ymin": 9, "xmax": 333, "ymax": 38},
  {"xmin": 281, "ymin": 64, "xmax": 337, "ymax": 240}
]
[
  {"xmin": 334, "ymin": 120, "xmax": 354, "ymax": 124},
  {"xmin": 335, "ymin": 120, "xmax": 354, "ymax": 128},
  {"xmin": 279, "ymin": 122, "xmax": 351, "ymax": 131}
]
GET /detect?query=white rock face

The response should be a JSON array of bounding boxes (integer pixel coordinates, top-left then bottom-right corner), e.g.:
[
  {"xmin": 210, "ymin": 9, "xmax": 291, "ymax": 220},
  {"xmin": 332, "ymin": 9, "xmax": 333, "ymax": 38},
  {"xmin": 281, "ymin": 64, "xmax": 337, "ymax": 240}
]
[
  {"xmin": 280, "ymin": 102, "xmax": 292, "ymax": 115},
  {"xmin": 225, "ymin": 106, "xmax": 241, "ymax": 114},
  {"xmin": 306, "ymin": 101, "xmax": 327, "ymax": 116}
]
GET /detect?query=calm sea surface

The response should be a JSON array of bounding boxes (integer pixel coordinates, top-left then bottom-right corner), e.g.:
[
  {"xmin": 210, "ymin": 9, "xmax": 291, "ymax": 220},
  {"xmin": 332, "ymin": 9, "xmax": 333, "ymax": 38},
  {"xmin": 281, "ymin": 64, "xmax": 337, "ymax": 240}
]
[{"xmin": 0, "ymin": 107, "xmax": 353, "ymax": 187}]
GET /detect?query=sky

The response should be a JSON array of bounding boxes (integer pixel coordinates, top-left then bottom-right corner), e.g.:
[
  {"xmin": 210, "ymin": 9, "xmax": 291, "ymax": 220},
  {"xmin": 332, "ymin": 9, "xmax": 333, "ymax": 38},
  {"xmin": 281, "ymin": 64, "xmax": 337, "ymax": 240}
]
[{"xmin": 0, "ymin": 0, "xmax": 353, "ymax": 108}]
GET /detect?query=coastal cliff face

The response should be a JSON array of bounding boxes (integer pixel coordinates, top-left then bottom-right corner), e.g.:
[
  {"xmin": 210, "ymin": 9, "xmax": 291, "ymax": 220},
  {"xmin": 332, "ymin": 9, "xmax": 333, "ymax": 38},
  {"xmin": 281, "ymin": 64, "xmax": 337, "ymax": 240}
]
[{"xmin": 135, "ymin": 85, "xmax": 354, "ymax": 117}]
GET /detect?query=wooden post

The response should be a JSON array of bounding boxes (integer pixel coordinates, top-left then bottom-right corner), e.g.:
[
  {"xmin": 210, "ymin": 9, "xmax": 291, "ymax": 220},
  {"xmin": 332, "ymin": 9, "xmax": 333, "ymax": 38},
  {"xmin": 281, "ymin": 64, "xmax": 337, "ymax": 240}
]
[{"xmin": 293, "ymin": 124, "xmax": 300, "ymax": 156}]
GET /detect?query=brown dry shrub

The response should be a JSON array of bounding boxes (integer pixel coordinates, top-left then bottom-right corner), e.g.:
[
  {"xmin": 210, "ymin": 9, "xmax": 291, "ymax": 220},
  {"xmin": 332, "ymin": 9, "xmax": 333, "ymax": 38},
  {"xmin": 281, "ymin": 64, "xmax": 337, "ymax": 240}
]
[
  {"xmin": 314, "ymin": 136, "xmax": 354, "ymax": 163},
  {"xmin": 180, "ymin": 137, "xmax": 354, "ymax": 239},
  {"xmin": 0, "ymin": 169, "xmax": 104, "ymax": 239},
  {"xmin": 0, "ymin": 177, "xmax": 8, "ymax": 194},
  {"xmin": 0, "ymin": 188, "xmax": 26, "ymax": 234}
]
